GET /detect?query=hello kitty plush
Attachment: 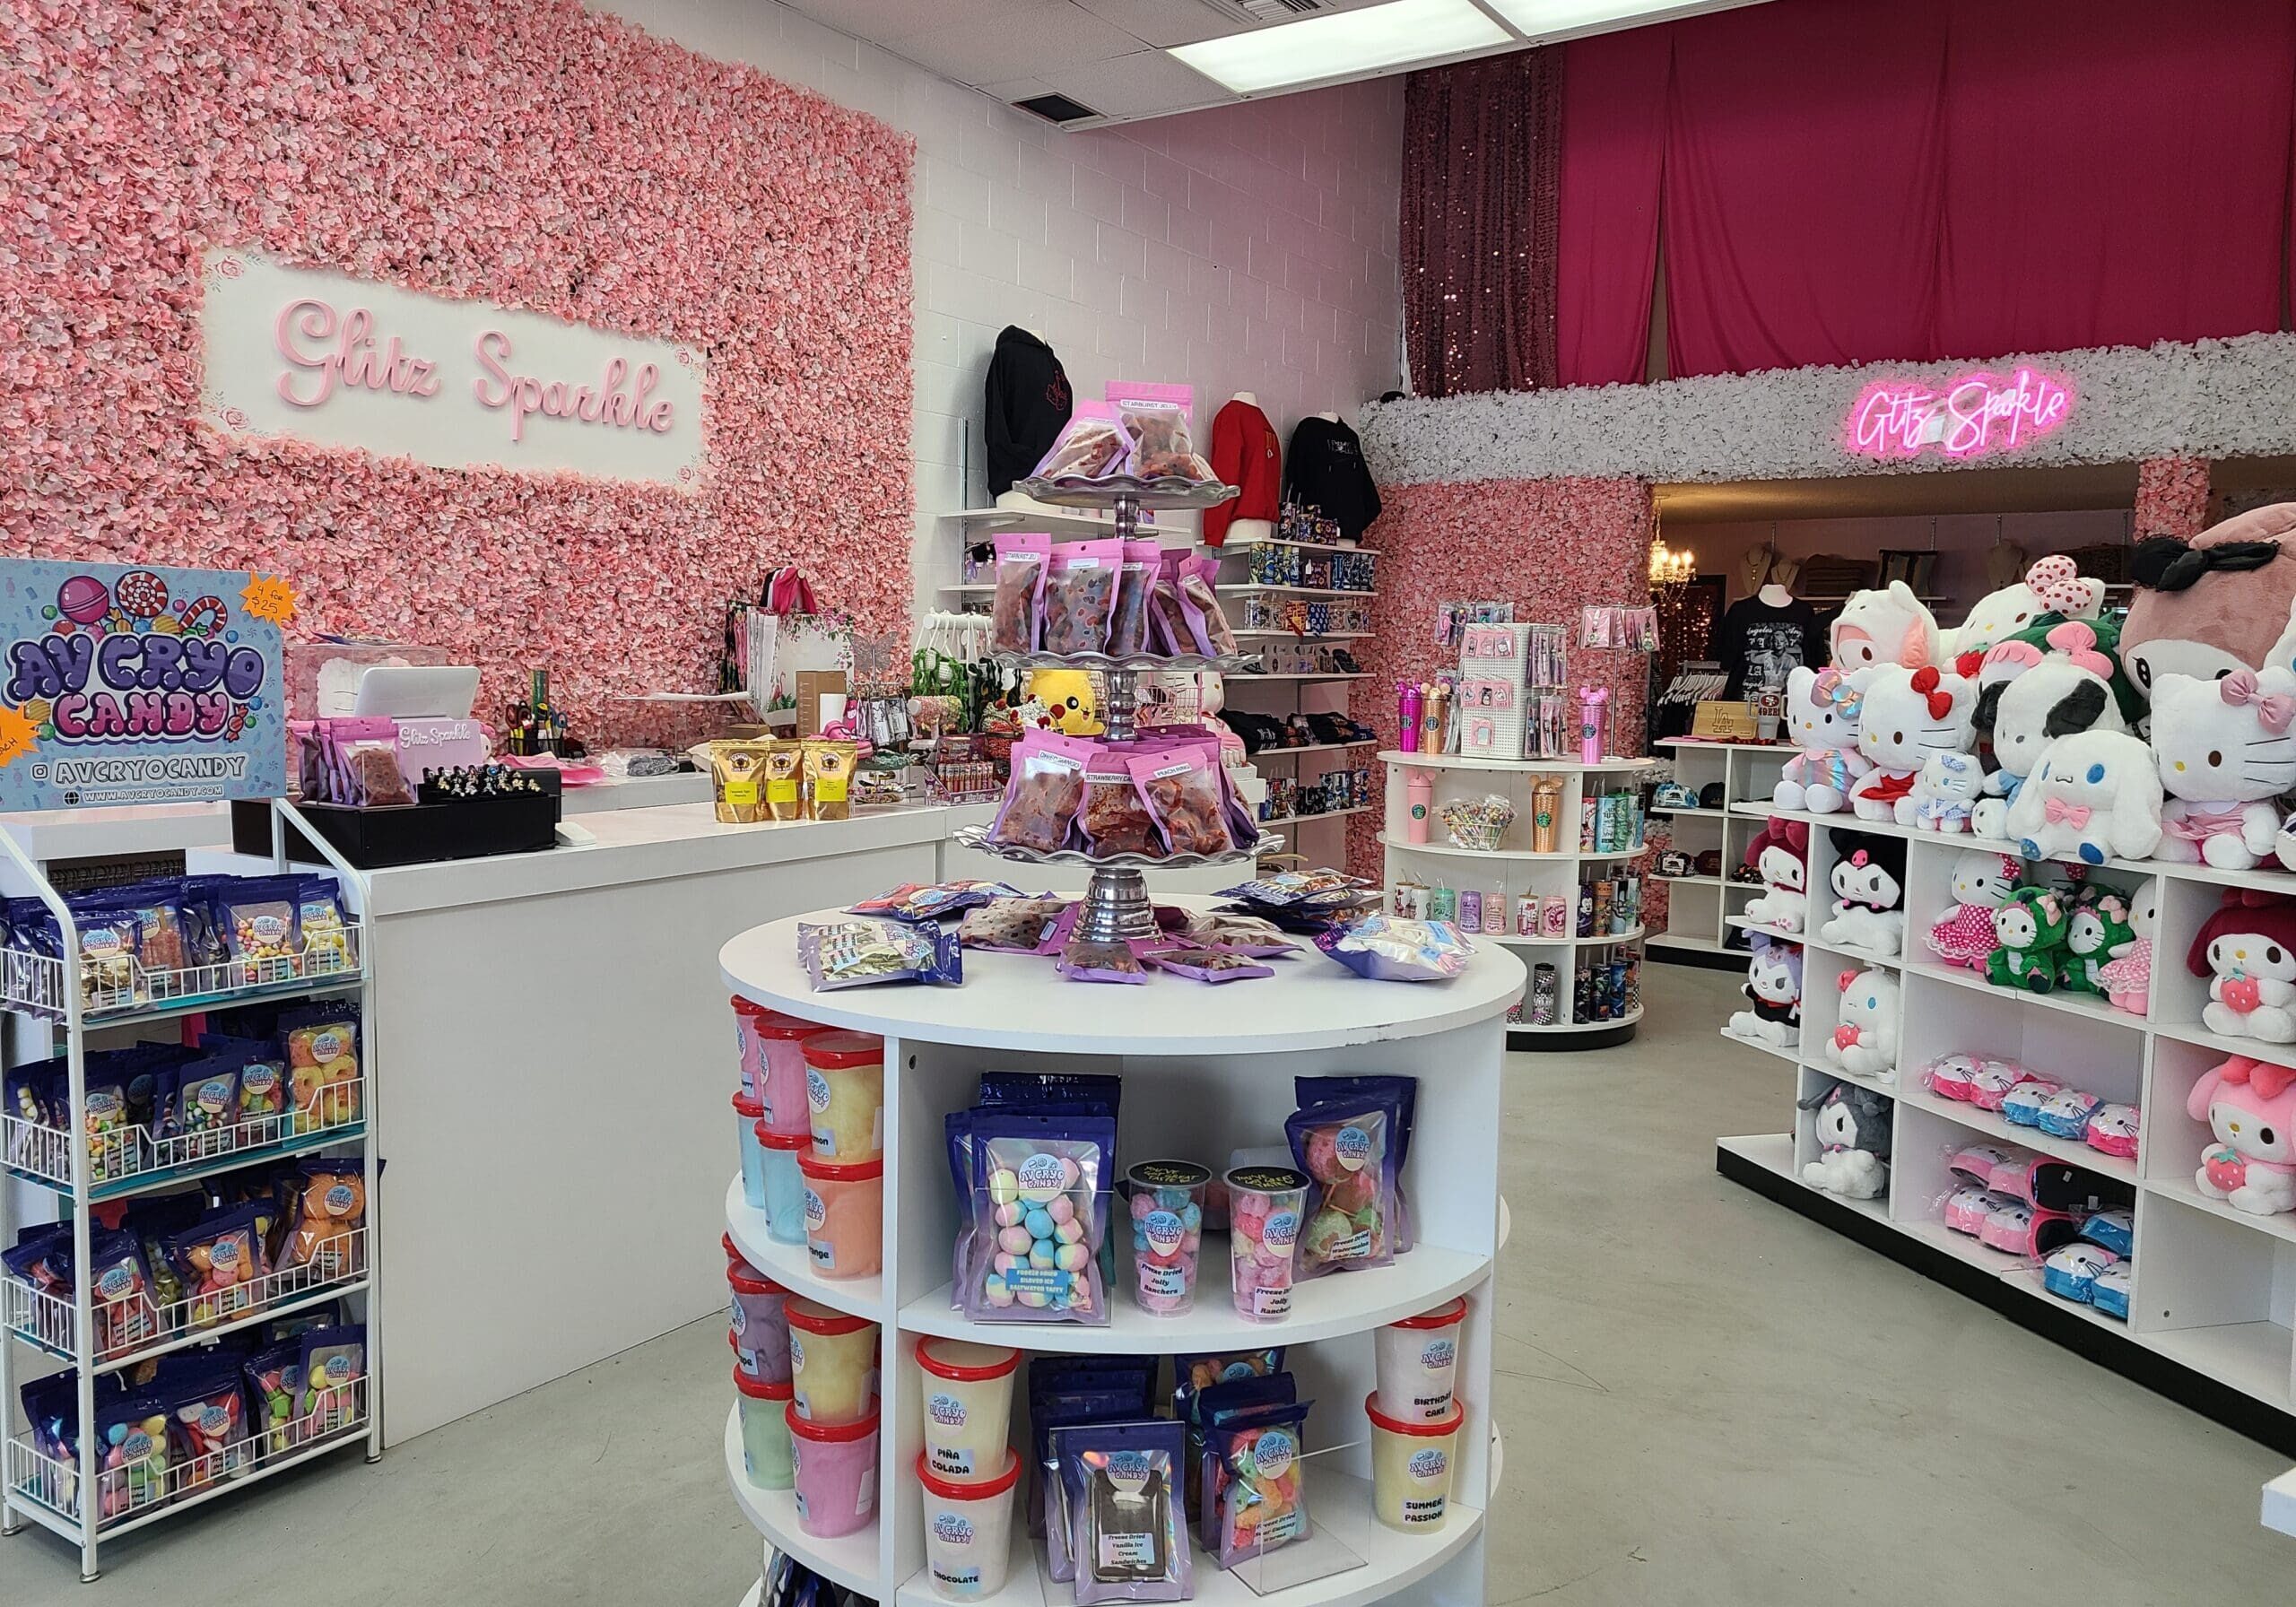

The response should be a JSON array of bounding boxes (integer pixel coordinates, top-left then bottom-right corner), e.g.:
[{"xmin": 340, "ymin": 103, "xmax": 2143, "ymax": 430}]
[
  {"xmin": 2004, "ymin": 730, "xmax": 2164, "ymax": 864},
  {"xmin": 2057, "ymin": 886, "xmax": 2135, "ymax": 995},
  {"xmin": 1823, "ymin": 966, "xmax": 1900, "ymax": 1081},
  {"xmin": 2189, "ymin": 891, "xmax": 2296, "ymax": 1044},
  {"xmin": 2151, "ymin": 668, "xmax": 2296, "ymax": 869},
  {"xmin": 1739, "ymin": 818, "xmax": 1809, "ymax": 932},
  {"xmin": 1817, "ymin": 832, "xmax": 1906, "ymax": 956},
  {"xmin": 1798, "ymin": 1082, "xmax": 1892, "ymax": 1200},
  {"xmin": 1986, "ymin": 887, "xmax": 2071, "ymax": 993},
  {"xmin": 1970, "ymin": 626, "xmax": 2128, "ymax": 838},
  {"xmin": 1848, "ymin": 663, "xmax": 1979, "ymax": 822},
  {"xmin": 2095, "ymin": 882, "xmax": 2157, "ymax": 1016},
  {"xmin": 1926, "ymin": 850, "xmax": 2019, "ymax": 970},
  {"xmin": 1950, "ymin": 554, "xmax": 2107, "ymax": 657},
  {"xmin": 1771, "ymin": 667, "xmax": 1869, "ymax": 813},
  {"xmin": 1727, "ymin": 936, "xmax": 1803, "ymax": 1048},
  {"xmin": 2187, "ymin": 1055, "xmax": 2296, "ymax": 1215},
  {"xmin": 1911, "ymin": 750, "xmax": 1981, "ymax": 832},
  {"xmin": 1831, "ymin": 581, "xmax": 1942, "ymax": 682}
]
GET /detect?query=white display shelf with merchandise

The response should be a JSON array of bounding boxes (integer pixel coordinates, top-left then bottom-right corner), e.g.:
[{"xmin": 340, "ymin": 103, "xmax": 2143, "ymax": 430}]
[
  {"xmin": 718, "ymin": 905, "xmax": 1520, "ymax": 1604},
  {"xmin": 0, "ymin": 800, "xmax": 382, "ymax": 1581},
  {"xmin": 1714, "ymin": 803, "xmax": 2296, "ymax": 1452},
  {"xmin": 1378, "ymin": 751, "xmax": 1650, "ymax": 1046},
  {"xmin": 1647, "ymin": 739, "xmax": 1797, "ymax": 963}
]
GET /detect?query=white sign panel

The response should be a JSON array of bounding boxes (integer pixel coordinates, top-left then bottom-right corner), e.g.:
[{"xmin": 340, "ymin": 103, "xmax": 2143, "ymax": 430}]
[{"xmin": 198, "ymin": 247, "xmax": 706, "ymax": 490}]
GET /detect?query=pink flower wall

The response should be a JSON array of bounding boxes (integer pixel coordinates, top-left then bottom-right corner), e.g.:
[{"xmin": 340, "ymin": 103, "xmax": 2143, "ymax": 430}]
[
  {"xmin": 2135, "ymin": 456, "xmax": 2212, "ymax": 539},
  {"xmin": 1, "ymin": 0, "xmax": 913, "ymax": 743},
  {"xmin": 1347, "ymin": 476, "xmax": 1655, "ymax": 875}
]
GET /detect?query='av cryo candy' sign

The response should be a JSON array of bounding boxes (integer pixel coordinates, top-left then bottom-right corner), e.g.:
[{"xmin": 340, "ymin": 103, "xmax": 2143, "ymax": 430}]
[
  {"xmin": 0, "ymin": 560, "xmax": 290, "ymax": 809},
  {"xmin": 198, "ymin": 248, "xmax": 706, "ymax": 489}
]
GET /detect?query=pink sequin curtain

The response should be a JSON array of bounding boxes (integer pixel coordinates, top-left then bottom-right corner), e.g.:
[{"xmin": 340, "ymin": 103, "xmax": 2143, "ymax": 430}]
[{"xmin": 1400, "ymin": 50, "xmax": 1563, "ymax": 397}]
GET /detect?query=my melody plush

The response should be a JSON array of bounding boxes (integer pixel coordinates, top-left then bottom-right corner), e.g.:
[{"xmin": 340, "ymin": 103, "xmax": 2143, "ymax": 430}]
[
  {"xmin": 1830, "ymin": 581, "xmax": 1943, "ymax": 682},
  {"xmin": 2057, "ymin": 884, "xmax": 2136, "ymax": 995},
  {"xmin": 2122, "ymin": 503, "xmax": 2296, "ymax": 698},
  {"xmin": 1798, "ymin": 1082, "xmax": 1892, "ymax": 1200},
  {"xmin": 1925, "ymin": 850, "xmax": 2020, "ymax": 970},
  {"xmin": 1817, "ymin": 831, "xmax": 1907, "ymax": 955},
  {"xmin": 2095, "ymin": 881, "xmax": 2158, "ymax": 1016},
  {"xmin": 1848, "ymin": 663, "xmax": 1979, "ymax": 822},
  {"xmin": 1771, "ymin": 666, "xmax": 1869, "ymax": 813},
  {"xmin": 1910, "ymin": 749, "xmax": 1982, "ymax": 832},
  {"xmin": 1823, "ymin": 966, "xmax": 1900, "ymax": 1081},
  {"xmin": 2150, "ymin": 667, "xmax": 2296, "ymax": 869},
  {"xmin": 1969, "ymin": 623, "xmax": 2129, "ymax": 838},
  {"xmin": 2003, "ymin": 729, "xmax": 2164, "ymax": 864},
  {"xmin": 2188, "ymin": 890, "xmax": 2296, "ymax": 1044},
  {"xmin": 1726, "ymin": 936, "xmax": 1804, "ymax": 1048},
  {"xmin": 1986, "ymin": 886, "xmax": 2072, "ymax": 993},
  {"xmin": 1739, "ymin": 817, "xmax": 1811, "ymax": 933},
  {"xmin": 2187, "ymin": 1054, "xmax": 2296, "ymax": 1215},
  {"xmin": 1950, "ymin": 554, "xmax": 2107, "ymax": 657}
]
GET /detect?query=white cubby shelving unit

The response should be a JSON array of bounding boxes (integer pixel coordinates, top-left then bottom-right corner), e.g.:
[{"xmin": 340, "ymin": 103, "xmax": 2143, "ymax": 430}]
[
  {"xmin": 1647, "ymin": 739, "xmax": 1797, "ymax": 966},
  {"xmin": 1714, "ymin": 800, "xmax": 2296, "ymax": 1454},
  {"xmin": 1378, "ymin": 750, "xmax": 1652, "ymax": 1048},
  {"xmin": 718, "ymin": 904, "xmax": 1522, "ymax": 1605},
  {"xmin": 0, "ymin": 799, "xmax": 381, "ymax": 1580}
]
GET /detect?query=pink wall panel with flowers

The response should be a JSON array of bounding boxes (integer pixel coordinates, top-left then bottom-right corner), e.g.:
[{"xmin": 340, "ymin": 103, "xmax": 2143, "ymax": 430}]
[
  {"xmin": 1, "ymin": 0, "xmax": 913, "ymax": 744},
  {"xmin": 1345, "ymin": 476, "xmax": 1655, "ymax": 876}
]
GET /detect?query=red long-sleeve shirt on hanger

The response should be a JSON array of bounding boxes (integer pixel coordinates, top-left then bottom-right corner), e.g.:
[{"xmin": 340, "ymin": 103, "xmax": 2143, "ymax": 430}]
[{"xmin": 1203, "ymin": 399, "xmax": 1281, "ymax": 546}]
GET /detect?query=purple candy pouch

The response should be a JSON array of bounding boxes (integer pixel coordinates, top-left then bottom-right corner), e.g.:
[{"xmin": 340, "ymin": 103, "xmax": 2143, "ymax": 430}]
[
  {"xmin": 1055, "ymin": 938, "xmax": 1151, "ymax": 985},
  {"xmin": 1137, "ymin": 942, "xmax": 1273, "ymax": 984},
  {"xmin": 1283, "ymin": 1098, "xmax": 1403, "ymax": 1279},
  {"xmin": 1297, "ymin": 1075, "xmax": 1418, "ymax": 1252},
  {"xmin": 961, "ymin": 1117, "xmax": 1115, "ymax": 1326},
  {"xmin": 1057, "ymin": 1418, "xmax": 1194, "ymax": 1604}
]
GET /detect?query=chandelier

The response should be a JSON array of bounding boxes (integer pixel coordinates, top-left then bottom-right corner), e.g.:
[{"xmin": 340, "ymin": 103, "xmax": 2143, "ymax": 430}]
[{"xmin": 1648, "ymin": 538, "xmax": 1695, "ymax": 597}]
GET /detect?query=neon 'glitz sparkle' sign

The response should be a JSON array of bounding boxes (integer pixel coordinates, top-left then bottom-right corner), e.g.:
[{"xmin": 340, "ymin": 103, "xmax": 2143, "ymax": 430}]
[{"xmin": 1845, "ymin": 368, "xmax": 2075, "ymax": 461}]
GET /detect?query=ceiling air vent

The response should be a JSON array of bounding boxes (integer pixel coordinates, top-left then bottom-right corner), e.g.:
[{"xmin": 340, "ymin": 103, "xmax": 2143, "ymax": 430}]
[
  {"xmin": 1194, "ymin": 0, "xmax": 1335, "ymax": 22},
  {"xmin": 1013, "ymin": 92, "xmax": 1100, "ymax": 124}
]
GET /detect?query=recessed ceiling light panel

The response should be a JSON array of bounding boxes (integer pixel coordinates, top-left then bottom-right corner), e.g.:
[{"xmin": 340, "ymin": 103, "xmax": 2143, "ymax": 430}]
[
  {"xmin": 1483, "ymin": 0, "xmax": 1714, "ymax": 38},
  {"xmin": 1170, "ymin": 0, "xmax": 1509, "ymax": 94}
]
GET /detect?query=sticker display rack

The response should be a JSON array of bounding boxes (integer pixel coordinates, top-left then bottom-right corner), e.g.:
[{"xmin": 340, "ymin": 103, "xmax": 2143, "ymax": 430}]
[
  {"xmin": 718, "ymin": 903, "xmax": 1522, "ymax": 1604},
  {"xmin": 1377, "ymin": 751, "xmax": 1654, "ymax": 1049},
  {"xmin": 0, "ymin": 799, "xmax": 382, "ymax": 1581},
  {"xmin": 1715, "ymin": 801, "xmax": 2296, "ymax": 1458},
  {"xmin": 1646, "ymin": 739, "xmax": 1798, "ymax": 967}
]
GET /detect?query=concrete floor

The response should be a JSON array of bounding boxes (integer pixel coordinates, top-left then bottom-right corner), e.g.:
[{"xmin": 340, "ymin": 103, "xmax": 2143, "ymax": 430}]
[{"xmin": 4, "ymin": 965, "xmax": 2292, "ymax": 1603}]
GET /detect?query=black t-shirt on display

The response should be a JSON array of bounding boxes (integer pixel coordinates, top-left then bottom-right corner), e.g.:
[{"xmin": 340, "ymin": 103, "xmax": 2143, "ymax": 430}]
[
  {"xmin": 1717, "ymin": 595, "xmax": 1822, "ymax": 701},
  {"xmin": 1281, "ymin": 416, "xmax": 1382, "ymax": 541}
]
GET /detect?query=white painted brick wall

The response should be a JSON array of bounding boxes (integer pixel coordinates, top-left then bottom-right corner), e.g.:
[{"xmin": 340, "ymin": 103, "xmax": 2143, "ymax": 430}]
[{"xmin": 588, "ymin": 0, "xmax": 1405, "ymax": 621}]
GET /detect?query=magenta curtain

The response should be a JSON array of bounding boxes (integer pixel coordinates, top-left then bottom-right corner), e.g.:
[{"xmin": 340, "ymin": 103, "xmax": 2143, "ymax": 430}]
[
  {"xmin": 1400, "ymin": 51, "xmax": 1564, "ymax": 396},
  {"xmin": 1555, "ymin": 25, "xmax": 1668, "ymax": 387},
  {"xmin": 1553, "ymin": 0, "xmax": 2296, "ymax": 381}
]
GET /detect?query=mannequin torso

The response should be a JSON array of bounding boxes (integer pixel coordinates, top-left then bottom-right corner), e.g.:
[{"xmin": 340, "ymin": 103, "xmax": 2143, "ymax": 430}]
[{"xmin": 1758, "ymin": 583, "xmax": 1794, "ymax": 607}]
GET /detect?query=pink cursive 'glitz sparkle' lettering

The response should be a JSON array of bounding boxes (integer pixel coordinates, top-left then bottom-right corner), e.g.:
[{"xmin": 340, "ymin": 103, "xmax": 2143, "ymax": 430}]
[
  {"xmin": 471, "ymin": 331, "xmax": 675, "ymax": 442},
  {"xmin": 273, "ymin": 300, "xmax": 441, "ymax": 409},
  {"xmin": 1845, "ymin": 369, "xmax": 2074, "ymax": 461}
]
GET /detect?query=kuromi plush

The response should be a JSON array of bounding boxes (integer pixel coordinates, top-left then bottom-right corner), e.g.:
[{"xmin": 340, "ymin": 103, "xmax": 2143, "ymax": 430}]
[
  {"xmin": 1727, "ymin": 936, "xmax": 1803, "ymax": 1048},
  {"xmin": 2005, "ymin": 730, "xmax": 2164, "ymax": 864},
  {"xmin": 1970, "ymin": 623, "xmax": 2129, "ymax": 838},
  {"xmin": 1771, "ymin": 666, "xmax": 1868, "ymax": 813},
  {"xmin": 2151, "ymin": 668, "xmax": 2296, "ymax": 869},
  {"xmin": 1822, "ymin": 966, "xmax": 1900, "ymax": 1081},
  {"xmin": 1849, "ymin": 663, "xmax": 1979, "ymax": 823},
  {"xmin": 1831, "ymin": 581, "xmax": 1942, "ymax": 682},
  {"xmin": 1817, "ymin": 831, "xmax": 1906, "ymax": 956},
  {"xmin": 1798, "ymin": 1082, "xmax": 1892, "ymax": 1200},
  {"xmin": 1951, "ymin": 554, "xmax": 2107, "ymax": 658}
]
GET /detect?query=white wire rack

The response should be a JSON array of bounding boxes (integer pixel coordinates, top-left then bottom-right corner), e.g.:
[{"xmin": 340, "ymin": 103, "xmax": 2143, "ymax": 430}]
[
  {"xmin": 0, "ymin": 797, "xmax": 382, "ymax": 1580},
  {"xmin": 4, "ymin": 1225, "xmax": 369, "ymax": 1366},
  {"xmin": 3, "ymin": 1074, "xmax": 364, "ymax": 1194},
  {"xmin": 0, "ymin": 918, "xmax": 362, "ymax": 1021},
  {"xmin": 6, "ymin": 1373, "xmax": 370, "ymax": 1533}
]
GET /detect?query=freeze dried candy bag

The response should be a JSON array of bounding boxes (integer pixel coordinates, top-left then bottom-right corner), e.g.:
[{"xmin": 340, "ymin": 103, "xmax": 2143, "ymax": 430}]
[
  {"xmin": 1130, "ymin": 745, "xmax": 1236, "ymax": 857},
  {"xmin": 797, "ymin": 916, "xmax": 962, "ymax": 990},
  {"xmin": 1109, "ymin": 383, "xmax": 1213, "ymax": 482},
  {"xmin": 1031, "ymin": 400, "xmax": 1128, "ymax": 484},
  {"xmin": 849, "ymin": 880, "xmax": 1022, "ymax": 922},
  {"xmin": 1137, "ymin": 942, "xmax": 1272, "ymax": 984},
  {"xmin": 992, "ymin": 532, "xmax": 1053, "ymax": 654},
  {"xmin": 1108, "ymin": 538, "xmax": 1161, "ymax": 657},
  {"xmin": 1043, "ymin": 538, "xmax": 1125, "ymax": 656},
  {"xmin": 959, "ymin": 896, "xmax": 1070, "ymax": 952},
  {"xmin": 1055, "ymin": 937, "xmax": 1149, "ymax": 985},
  {"xmin": 1317, "ymin": 915, "xmax": 1474, "ymax": 982},
  {"xmin": 1205, "ymin": 1399, "xmax": 1313, "ymax": 1569},
  {"xmin": 988, "ymin": 731, "xmax": 1094, "ymax": 853},
  {"xmin": 963, "ymin": 1116, "xmax": 1114, "ymax": 1324},
  {"xmin": 1285, "ymin": 1098, "xmax": 1402, "ymax": 1277},
  {"xmin": 1176, "ymin": 553, "xmax": 1239, "ymax": 657},
  {"xmin": 1056, "ymin": 1419, "xmax": 1193, "ymax": 1603},
  {"xmin": 1082, "ymin": 749, "xmax": 1163, "ymax": 858},
  {"xmin": 1145, "ymin": 551, "xmax": 1195, "ymax": 657}
]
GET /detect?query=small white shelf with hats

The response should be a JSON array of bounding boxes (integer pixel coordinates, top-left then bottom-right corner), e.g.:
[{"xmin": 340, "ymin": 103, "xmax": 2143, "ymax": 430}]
[{"xmin": 1646, "ymin": 739, "xmax": 1799, "ymax": 964}]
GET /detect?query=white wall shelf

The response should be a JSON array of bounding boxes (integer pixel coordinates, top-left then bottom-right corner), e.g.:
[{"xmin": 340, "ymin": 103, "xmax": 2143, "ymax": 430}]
[
  {"xmin": 1378, "ymin": 833, "xmax": 1645, "ymax": 864},
  {"xmin": 1376, "ymin": 751, "xmax": 1655, "ymax": 774},
  {"xmin": 1648, "ymin": 741, "xmax": 1790, "ymax": 966}
]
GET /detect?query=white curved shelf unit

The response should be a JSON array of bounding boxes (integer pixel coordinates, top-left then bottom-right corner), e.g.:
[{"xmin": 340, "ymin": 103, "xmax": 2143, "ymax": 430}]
[
  {"xmin": 1511, "ymin": 1007, "xmax": 1643, "ymax": 1034},
  {"xmin": 1377, "ymin": 750, "xmax": 1655, "ymax": 773},
  {"xmin": 900, "ymin": 1241, "xmax": 1492, "ymax": 1354},
  {"xmin": 1491, "ymin": 925, "xmax": 1643, "ymax": 948},
  {"xmin": 891, "ymin": 1470, "xmax": 1484, "ymax": 1607},
  {"xmin": 737, "ymin": 1581, "xmax": 763, "ymax": 1607},
  {"xmin": 1378, "ymin": 832, "xmax": 1646, "ymax": 864},
  {"xmin": 724, "ymin": 1406, "xmax": 878, "ymax": 1596},
  {"xmin": 725, "ymin": 1177, "xmax": 887, "ymax": 1321}
]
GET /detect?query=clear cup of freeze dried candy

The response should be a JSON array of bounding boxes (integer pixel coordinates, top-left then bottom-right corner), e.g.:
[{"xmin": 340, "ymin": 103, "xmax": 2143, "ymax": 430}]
[
  {"xmin": 1225, "ymin": 1165, "xmax": 1310, "ymax": 1323},
  {"xmin": 1126, "ymin": 1160, "xmax": 1209, "ymax": 1316}
]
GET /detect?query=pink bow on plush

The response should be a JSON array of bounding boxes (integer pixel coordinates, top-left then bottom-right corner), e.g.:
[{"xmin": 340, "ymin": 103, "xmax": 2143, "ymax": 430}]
[
  {"xmin": 2221, "ymin": 1055, "xmax": 2296, "ymax": 1098},
  {"xmin": 2221, "ymin": 669, "xmax": 2296, "ymax": 734},
  {"xmin": 2026, "ymin": 554, "xmax": 2090, "ymax": 614},
  {"xmin": 2044, "ymin": 797, "xmax": 2092, "ymax": 828}
]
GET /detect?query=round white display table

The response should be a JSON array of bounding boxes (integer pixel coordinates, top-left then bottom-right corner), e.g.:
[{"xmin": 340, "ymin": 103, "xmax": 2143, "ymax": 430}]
[{"xmin": 719, "ymin": 899, "xmax": 1523, "ymax": 1606}]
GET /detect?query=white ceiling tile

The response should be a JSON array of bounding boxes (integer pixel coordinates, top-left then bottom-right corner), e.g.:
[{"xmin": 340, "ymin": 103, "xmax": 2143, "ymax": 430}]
[
  {"xmin": 894, "ymin": 1, "xmax": 1142, "ymax": 85},
  {"xmin": 1048, "ymin": 48, "xmax": 1239, "ymax": 118},
  {"xmin": 1067, "ymin": 0, "xmax": 1246, "ymax": 48},
  {"xmin": 978, "ymin": 74, "xmax": 1061, "ymax": 102},
  {"xmin": 778, "ymin": 0, "xmax": 1048, "ymax": 42}
]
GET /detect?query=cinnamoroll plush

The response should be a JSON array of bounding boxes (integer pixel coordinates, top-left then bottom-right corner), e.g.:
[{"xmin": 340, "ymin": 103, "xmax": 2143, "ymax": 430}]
[
  {"xmin": 2004, "ymin": 730, "xmax": 2164, "ymax": 865},
  {"xmin": 2151, "ymin": 668, "xmax": 2296, "ymax": 870},
  {"xmin": 1822, "ymin": 966, "xmax": 1900, "ymax": 1081}
]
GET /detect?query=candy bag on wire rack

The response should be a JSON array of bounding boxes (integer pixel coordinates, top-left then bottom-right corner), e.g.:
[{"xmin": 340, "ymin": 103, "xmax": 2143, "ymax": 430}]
[
  {"xmin": 992, "ymin": 532, "xmax": 1052, "ymax": 655},
  {"xmin": 1108, "ymin": 538, "xmax": 1161, "ymax": 658},
  {"xmin": 1129, "ymin": 744, "xmax": 1236, "ymax": 858},
  {"xmin": 1043, "ymin": 538, "xmax": 1125, "ymax": 656},
  {"xmin": 988, "ymin": 731, "xmax": 1094, "ymax": 853}
]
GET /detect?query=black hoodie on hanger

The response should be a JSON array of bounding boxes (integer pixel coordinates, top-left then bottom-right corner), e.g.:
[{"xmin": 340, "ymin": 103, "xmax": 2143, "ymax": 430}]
[
  {"xmin": 1281, "ymin": 415, "xmax": 1382, "ymax": 541},
  {"xmin": 983, "ymin": 326, "xmax": 1074, "ymax": 496}
]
